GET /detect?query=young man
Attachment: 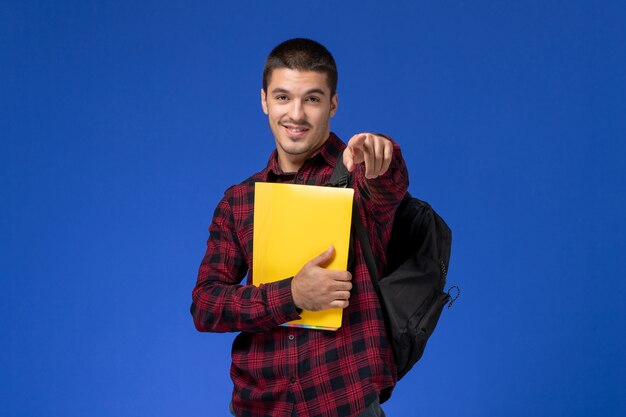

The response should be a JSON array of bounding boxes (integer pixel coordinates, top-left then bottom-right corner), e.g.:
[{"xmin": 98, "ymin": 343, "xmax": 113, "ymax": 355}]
[{"xmin": 191, "ymin": 38, "xmax": 409, "ymax": 417}]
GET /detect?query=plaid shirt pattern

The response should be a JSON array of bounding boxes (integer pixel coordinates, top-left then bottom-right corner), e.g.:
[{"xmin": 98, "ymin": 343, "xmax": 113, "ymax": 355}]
[{"xmin": 191, "ymin": 133, "xmax": 409, "ymax": 417}]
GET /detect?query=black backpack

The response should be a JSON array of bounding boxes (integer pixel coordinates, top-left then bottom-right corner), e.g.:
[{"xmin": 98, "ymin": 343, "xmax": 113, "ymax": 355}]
[{"xmin": 329, "ymin": 154, "xmax": 459, "ymax": 380}]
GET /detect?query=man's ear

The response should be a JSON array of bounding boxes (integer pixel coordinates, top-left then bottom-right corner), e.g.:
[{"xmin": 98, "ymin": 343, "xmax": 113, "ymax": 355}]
[
  {"xmin": 330, "ymin": 92, "xmax": 338, "ymax": 117},
  {"xmin": 261, "ymin": 89, "xmax": 268, "ymax": 115}
]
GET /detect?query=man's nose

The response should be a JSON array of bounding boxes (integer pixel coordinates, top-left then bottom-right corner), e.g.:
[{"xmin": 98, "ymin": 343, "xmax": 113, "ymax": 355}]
[{"xmin": 288, "ymin": 100, "xmax": 304, "ymax": 120}]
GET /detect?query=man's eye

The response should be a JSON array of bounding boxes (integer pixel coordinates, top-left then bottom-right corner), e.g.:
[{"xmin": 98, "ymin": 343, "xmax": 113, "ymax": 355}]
[
  {"xmin": 306, "ymin": 96, "xmax": 321, "ymax": 103},
  {"xmin": 275, "ymin": 95, "xmax": 288, "ymax": 101}
]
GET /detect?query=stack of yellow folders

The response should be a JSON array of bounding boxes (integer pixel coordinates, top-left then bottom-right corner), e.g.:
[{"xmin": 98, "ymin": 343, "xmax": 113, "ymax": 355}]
[{"xmin": 253, "ymin": 182, "xmax": 354, "ymax": 331}]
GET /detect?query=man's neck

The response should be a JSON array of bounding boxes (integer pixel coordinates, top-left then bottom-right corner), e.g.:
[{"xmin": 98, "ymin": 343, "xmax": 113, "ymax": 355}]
[{"xmin": 277, "ymin": 154, "xmax": 305, "ymax": 173}]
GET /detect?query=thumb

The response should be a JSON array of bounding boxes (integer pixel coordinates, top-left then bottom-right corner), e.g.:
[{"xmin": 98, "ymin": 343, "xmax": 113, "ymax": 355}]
[{"xmin": 309, "ymin": 245, "xmax": 335, "ymax": 267}]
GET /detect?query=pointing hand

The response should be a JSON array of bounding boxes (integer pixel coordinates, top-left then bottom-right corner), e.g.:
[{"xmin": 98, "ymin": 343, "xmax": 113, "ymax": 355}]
[{"xmin": 343, "ymin": 133, "xmax": 394, "ymax": 179}]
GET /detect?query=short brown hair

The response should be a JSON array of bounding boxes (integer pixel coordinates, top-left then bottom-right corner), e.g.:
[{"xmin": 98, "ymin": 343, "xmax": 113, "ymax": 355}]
[{"xmin": 262, "ymin": 38, "xmax": 338, "ymax": 95}]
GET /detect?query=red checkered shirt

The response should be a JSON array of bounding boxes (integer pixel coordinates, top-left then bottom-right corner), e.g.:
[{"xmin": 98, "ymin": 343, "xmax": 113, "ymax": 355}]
[{"xmin": 191, "ymin": 133, "xmax": 409, "ymax": 417}]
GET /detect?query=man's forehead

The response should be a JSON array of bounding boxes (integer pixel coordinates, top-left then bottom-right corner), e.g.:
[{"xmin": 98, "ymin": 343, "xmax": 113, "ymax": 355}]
[{"xmin": 266, "ymin": 68, "xmax": 332, "ymax": 93}]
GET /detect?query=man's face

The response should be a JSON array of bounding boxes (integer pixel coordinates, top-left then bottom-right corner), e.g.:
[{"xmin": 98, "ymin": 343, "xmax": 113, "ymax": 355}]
[{"xmin": 261, "ymin": 68, "xmax": 338, "ymax": 172}]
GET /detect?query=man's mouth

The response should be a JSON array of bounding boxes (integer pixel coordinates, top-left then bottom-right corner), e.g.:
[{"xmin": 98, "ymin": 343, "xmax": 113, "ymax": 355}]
[{"xmin": 283, "ymin": 124, "xmax": 310, "ymax": 136}]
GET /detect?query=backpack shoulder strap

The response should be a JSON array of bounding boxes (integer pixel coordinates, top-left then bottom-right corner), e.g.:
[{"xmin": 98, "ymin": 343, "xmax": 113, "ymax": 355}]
[
  {"xmin": 352, "ymin": 204, "xmax": 382, "ymax": 287},
  {"xmin": 328, "ymin": 151, "xmax": 350, "ymax": 188},
  {"xmin": 328, "ymin": 151, "xmax": 381, "ymax": 288}
]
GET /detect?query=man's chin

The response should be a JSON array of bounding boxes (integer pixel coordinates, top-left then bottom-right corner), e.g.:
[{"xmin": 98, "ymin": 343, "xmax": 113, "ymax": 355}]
[
  {"xmin": 278, "ymin": 140, "xmax": 311, "ymax": 156},
  {"xmin": 281, "ymin": 146, "xmax": 310, "ymax": 157}
]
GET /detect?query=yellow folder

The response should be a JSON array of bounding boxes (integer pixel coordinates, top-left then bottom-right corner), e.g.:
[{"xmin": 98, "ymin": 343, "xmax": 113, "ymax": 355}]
[{"xmin": 253, "ymin": 182, "xmax": 354, "ymax": 331}]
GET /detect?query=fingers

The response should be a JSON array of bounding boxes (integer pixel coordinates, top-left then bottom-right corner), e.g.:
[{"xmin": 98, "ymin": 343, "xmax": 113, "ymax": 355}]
[
  {"xmin": 334, "ymin": 288, "xmax": 351, "ymax": 297},
  {"xmin": 329, "ymin": 273, "xmax": 351, "ymax": 309},
  {"xmin": 343, "ymin": 148, "xmax": 354, "ymax": 172},
  {"xmin": 363, "ymin": 138, "xmax": 376, "ymax": 178},
  {"xmin": 344, "ymin": 134, "xmax": 366, "ymax": 172},
  {"xmin": 345, "ymin": 133, "xmax": 394, "ymax": 179},
  {"xmin": 329, "ymin": 299, "xmax": 350, "ymax": 309},
  {"xmin": 292, "ymin": 260, "xmax": 352, "ymax": 311},
  {"xmin": 332, "ymin": 270, "xmax": 352, "ymax": 282},
  {"xmin": 380, "ymin": 139, "xmax": 393, "ymax": 175},
  {"xmin": 348, "ymin": 133, "xmax": 367, "ymax": 150},
  {"xmin": 372, "ymin": 137, "xmax": 384, "ymax": 176},
  {"xmin": 330, "ymin": 279, "xmax": 352, "ymax": 309},
  {"xmin": 293, "ymin": 248, "xmax": 353, "ymax": 311}
]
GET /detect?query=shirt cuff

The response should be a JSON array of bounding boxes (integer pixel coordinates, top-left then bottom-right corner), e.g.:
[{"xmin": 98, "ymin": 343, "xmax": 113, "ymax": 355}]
[{"xmin": 263, "ymin": 277, "xmax": 302, "ymax": 325}]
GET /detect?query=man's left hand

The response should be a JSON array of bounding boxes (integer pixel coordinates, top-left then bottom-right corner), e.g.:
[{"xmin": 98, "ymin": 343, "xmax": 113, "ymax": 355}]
[{"xmin": 343, "ymin": 133, "xmax": 393, "ymax": 179}]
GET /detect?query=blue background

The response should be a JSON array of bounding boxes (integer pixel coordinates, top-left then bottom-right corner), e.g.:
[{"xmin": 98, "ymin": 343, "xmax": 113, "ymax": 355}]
[{"xmin": 2, "ymin": 1, "xmax": 625, "ymax": 416}]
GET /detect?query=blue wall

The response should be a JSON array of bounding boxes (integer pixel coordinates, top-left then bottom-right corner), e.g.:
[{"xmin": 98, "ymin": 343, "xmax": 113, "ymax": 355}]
[{"xmin": 2, "ymin": 1, "xmax": 625, "ymax": 416}]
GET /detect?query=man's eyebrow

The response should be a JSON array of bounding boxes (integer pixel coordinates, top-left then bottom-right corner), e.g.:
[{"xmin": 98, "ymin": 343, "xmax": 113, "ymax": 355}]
[
  {"xmin": 304, "ymin": 88, "xmax": 327, "ymax": 96},
  {"xmin": 270, "ymin": 87, "xmax": 327, "ymax": 95}
]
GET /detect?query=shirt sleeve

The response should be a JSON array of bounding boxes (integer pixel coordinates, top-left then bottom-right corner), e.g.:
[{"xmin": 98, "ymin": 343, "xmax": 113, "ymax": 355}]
[
  {"xmin": 352, "ymin": 137, "xmax": 409, "ymax": 224},
  {"xmin": 190, "ymin": 190, "xmax": 301, "ymax": 333},
  {"xmin": 348, "ymin": 137, "xmax": 409, "ymax": 279}
]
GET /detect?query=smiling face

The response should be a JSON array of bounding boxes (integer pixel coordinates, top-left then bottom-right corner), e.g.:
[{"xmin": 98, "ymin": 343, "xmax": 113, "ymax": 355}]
[{"xmin": 261, "ymin": 68, "xmax": 338, "ymax": 172}]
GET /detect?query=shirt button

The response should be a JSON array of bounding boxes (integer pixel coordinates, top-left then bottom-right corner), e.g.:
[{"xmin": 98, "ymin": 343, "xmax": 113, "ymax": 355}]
[
  {"xmin": 288, "ymin": 334, "xmax": 295, "ymax": 341},
  {"xmin": 297, "ymin": 174, "xmax": 304, "ymax": 182},
  {"xmin": 290, "ymin": 376, "xmax": 296, "ymax": 383}
]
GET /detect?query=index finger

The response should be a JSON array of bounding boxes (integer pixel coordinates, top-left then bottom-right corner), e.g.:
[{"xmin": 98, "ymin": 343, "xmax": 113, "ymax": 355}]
[
  {"xmin": 330, "ymin": 270, "xmax": 352, "ymax": 281},
  {"xmin": 347, "ymin": 133, "xmax": 367, "ymax": 151}
]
